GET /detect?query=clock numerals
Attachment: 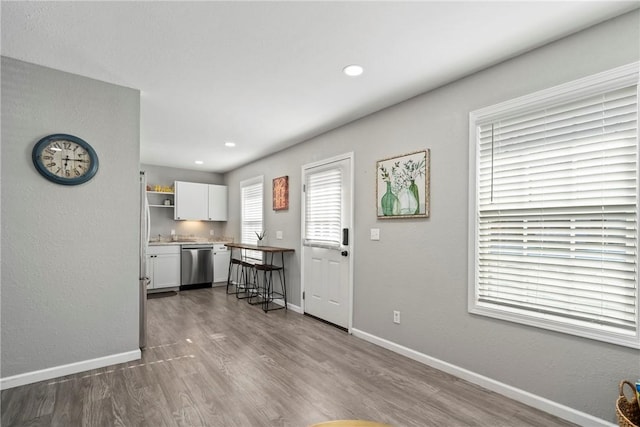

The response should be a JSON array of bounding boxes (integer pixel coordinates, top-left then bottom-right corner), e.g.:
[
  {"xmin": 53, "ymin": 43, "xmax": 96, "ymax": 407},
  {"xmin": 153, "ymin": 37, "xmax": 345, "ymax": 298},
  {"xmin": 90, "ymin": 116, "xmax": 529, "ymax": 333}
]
[{"xmin": 33, "ymin": 134, "xmax": 98, "ymax": 185}]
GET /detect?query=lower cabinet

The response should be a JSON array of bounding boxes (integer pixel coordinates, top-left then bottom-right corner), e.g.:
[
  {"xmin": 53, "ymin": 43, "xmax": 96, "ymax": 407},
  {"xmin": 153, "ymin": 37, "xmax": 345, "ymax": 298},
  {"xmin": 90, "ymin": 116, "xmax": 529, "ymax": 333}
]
[{"xmin": 147, "ymin": 245, "xmax": 180, "ymax": 291}]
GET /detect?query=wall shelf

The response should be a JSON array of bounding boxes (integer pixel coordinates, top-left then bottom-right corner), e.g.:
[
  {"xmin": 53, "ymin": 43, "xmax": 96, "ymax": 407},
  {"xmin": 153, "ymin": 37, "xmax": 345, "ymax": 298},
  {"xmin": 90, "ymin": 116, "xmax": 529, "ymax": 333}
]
[{"xmin": 147, "ymin": 191, "xmax": 174, "ymax": 209}]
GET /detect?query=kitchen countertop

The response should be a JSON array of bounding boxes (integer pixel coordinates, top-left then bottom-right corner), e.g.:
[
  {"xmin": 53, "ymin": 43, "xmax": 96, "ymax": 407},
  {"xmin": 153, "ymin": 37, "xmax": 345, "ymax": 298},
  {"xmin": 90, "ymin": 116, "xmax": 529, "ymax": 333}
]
[{"xmin": 149, "ymin": 239, "xmax": 232, "ymax": 246}]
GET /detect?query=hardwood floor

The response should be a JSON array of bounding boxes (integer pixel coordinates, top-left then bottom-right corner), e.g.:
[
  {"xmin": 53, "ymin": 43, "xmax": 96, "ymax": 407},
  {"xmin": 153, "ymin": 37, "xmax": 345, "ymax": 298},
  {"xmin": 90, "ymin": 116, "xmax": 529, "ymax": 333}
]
[{"xmin": 2, "ymin": 287, "xmax": 576, "ymax": 427}]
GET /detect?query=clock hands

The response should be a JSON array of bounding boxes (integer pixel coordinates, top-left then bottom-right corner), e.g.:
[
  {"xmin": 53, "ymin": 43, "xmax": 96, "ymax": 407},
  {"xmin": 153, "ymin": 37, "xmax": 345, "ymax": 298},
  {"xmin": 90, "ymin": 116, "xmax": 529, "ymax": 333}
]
[{"xmin": 62, "ymin": 154, "xmax": 89, "ymax": 162}]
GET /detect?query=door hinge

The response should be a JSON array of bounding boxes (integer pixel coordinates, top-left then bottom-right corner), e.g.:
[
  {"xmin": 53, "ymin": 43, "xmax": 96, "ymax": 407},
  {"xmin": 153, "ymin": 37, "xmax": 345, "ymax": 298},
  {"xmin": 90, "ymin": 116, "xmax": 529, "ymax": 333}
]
[
  {"xmin": 302, "ymin": 291, "xmax": 305, "ymax": 300},
  {"xmin": 302, "ymin": 184, "xmax": 306, "ymax": 193}
]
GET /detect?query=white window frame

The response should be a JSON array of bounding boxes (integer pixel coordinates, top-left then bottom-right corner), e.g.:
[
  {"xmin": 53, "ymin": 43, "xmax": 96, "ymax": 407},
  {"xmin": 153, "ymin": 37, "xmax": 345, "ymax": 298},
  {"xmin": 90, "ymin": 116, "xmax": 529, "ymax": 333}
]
[
  {"xmin": 240, "ymin": 175, "xmax": 264, "ymax": 261},
  {"xmin": 468, "ymin": 62, "xmax": 640, "ymax": 349}
]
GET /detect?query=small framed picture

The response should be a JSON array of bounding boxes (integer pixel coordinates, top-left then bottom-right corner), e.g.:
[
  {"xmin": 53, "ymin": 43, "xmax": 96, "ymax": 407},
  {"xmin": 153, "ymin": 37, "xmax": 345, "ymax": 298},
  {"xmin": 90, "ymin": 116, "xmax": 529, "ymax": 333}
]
[
  {"xmin": 273, "ymin": 175, "xmax": 289, "ymax": 211},
  {"xmin": 376, "ymin": 150, "xmax": 430, "ymax": 219}
]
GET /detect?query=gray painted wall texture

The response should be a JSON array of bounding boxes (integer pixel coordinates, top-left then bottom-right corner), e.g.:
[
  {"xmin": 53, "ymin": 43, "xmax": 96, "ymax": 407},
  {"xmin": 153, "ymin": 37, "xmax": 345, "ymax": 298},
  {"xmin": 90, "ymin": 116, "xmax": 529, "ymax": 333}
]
[
  {"xmin": 223, "ymin": 11, "xmax": 640, "ymax": 422},
  {"xmin": 1, "ymin": 58, "xmax": 140, "ymax": 378}
]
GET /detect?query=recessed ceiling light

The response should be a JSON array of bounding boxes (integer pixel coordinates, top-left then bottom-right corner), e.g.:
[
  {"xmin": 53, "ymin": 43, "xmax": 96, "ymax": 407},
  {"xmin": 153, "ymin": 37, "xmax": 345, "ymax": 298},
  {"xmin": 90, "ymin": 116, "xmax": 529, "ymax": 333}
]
[
  {"xmin": 343, "ymin": 64, "xmax": 364, "ymax": 77},
  {"xmin": 225, "ymin": 141, "xmax": 236, "ymax": 148},
  {"xmin": 194, "ymin": 160, "xmax": 204, "ymax": 165}
]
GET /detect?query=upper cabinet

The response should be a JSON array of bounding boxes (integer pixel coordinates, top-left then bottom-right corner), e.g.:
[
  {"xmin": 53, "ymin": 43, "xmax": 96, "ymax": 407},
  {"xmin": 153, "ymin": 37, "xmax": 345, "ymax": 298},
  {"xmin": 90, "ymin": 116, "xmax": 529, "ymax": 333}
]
[
  {"xmin": 174, "ymin": 181, "xmax": 227, "ymax": 221},
  {"xmin": 208, "ymin": 184, "xmax": 228, "ymax": 221}
]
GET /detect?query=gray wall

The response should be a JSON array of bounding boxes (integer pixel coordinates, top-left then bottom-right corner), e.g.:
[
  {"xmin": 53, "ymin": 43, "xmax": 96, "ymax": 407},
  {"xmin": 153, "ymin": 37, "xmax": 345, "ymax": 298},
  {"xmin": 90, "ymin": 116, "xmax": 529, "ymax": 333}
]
[
  {"xmin": 1, "ymin": 58, "xmax": 140, "ymax": 378},
  {"xmin": 223, "ymin": 11, "xmax": 640, "ymax": 422},
  {"xmin": 141, "ymin": 163, "xmax": 226, "ymax": 239}
]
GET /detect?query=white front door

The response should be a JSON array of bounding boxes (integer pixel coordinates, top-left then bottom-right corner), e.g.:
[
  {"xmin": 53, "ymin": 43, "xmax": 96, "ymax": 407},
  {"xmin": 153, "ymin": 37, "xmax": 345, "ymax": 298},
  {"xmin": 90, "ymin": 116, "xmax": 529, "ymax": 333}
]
[{"xmin": 301, "ymin": 154, "xmax": 353, "ymax": 329}]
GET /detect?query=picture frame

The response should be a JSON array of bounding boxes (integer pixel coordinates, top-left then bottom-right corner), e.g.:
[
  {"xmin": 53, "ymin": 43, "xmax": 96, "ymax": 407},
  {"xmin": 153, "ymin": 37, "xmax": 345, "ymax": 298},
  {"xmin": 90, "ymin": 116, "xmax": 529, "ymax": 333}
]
[
  {"xmin": 376, "ymin": 150, "xmax": 430, "ymax": 219},
  {"xmin": 272, "ymin": 175, "xmax": 289, "ymax": 211}
]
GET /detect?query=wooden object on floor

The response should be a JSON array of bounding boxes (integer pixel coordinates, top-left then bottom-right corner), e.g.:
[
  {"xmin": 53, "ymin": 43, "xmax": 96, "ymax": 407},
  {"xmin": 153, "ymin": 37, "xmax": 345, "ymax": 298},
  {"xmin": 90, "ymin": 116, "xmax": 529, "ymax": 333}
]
[{"xmin": 309, "ymin": 420, "xmax": 391, "ymax": 427}]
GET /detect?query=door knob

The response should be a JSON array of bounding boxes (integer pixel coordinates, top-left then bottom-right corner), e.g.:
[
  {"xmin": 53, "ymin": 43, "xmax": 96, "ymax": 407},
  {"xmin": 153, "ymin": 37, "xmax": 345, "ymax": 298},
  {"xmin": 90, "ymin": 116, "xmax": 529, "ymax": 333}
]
[{"xmin": 341, "ymin": 251, "xmax": 348, "ymax": 257}]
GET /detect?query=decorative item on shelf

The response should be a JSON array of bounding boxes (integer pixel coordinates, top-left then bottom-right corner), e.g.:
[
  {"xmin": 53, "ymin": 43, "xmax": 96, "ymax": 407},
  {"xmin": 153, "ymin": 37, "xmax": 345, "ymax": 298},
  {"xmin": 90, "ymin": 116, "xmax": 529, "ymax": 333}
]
[
  {"xmin": 151, "ymin": 185, "xmax": 173, "ymax": 193},
  {"xmin": 164, "ymin": 199, "xmax": 171, "ymax": 206},
  {"xmin": 273, "ymin": 175, "xmax": 289, "ymax": 210},
  {"xmin": 376, "ymin": 150, "xmax": 430, "ymax": 219},
  {"xmin": 255, "ymin": 231, "xmax": 266, "ymax": 246}
]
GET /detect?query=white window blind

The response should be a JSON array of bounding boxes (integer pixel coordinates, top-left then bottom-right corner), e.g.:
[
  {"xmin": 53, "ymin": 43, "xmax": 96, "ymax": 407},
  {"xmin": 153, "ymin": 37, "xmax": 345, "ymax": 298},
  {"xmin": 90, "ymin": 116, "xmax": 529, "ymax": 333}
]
[
  {"xmin": 470, "ymin": 63, "xmax": 639, "ymax": 348},
  {"xmin": 241, "ymin": 177, "xmax": 263, "ymax": 259},
  {"xmin": 304, "ymin": 168, "xmax": 342, "ymax": 247}
]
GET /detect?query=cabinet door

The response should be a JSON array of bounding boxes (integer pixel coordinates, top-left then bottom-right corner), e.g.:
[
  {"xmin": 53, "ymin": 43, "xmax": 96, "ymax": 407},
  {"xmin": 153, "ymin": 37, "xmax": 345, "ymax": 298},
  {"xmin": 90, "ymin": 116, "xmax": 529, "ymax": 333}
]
[
  {"xmin": 213, "ymin": 251, "xmax": 231, "ymax": 283},
  {"xmin": 153, "ymin": 253, "xmax": 181, "ymax": 289},
  {"xmin": 208, "ymin": 184, "xmax": 228, "ymax": 221},
  {"xmin": 175, "ymin": 181, "xmax": 208, "ymax": 220}
]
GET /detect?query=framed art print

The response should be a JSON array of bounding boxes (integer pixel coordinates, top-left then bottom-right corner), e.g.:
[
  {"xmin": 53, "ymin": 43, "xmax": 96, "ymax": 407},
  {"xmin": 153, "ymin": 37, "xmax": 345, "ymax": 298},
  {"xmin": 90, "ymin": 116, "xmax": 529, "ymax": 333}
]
[
  {"xmin": 273, "ymin": 175, "xmax": 289, "ymax": 210},
  {"xmin": 376, "ymin": 150, "xmax": 430, "ymax": 219}
]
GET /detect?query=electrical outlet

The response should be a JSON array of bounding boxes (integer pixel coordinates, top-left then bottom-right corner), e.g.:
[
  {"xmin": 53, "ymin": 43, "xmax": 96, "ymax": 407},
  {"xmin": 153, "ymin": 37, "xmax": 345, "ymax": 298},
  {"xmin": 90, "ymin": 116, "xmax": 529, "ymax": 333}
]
[
  {"xmin": 370, "ymin": 228, "xmax": 380, "ymax": 241},
  {"xmin": 170, "ymin": 229, "xmax": 175, "ymax": 235},
  {"xmin": 210, "ymin": 230, "xmax": 215, "ymax": 236},
  {"xmin": 276, "ymin": 230, "xmax": 283, "ymax": 240},
  {"xmin": 393, "ymin": 310, "xmax": 401, "ymax": 324}
]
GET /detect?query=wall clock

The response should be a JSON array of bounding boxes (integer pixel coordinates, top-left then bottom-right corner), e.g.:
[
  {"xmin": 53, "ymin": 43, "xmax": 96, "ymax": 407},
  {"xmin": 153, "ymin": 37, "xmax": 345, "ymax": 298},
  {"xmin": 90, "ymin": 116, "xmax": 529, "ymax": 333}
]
[
  {"xmin": 273, "ymin": 175, "xmax": 289, "ymax": 210},
  {"xmin": 32, "ymin": 134, "xmax": 99, "ymax": 185}
]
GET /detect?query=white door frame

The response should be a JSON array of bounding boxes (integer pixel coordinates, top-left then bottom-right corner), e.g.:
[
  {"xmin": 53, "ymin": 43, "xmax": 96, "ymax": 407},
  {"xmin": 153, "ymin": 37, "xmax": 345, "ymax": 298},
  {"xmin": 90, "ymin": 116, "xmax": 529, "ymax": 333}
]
[{"xmin": 300, "ymin": 152, "xmax": 354, "ymax": 333}]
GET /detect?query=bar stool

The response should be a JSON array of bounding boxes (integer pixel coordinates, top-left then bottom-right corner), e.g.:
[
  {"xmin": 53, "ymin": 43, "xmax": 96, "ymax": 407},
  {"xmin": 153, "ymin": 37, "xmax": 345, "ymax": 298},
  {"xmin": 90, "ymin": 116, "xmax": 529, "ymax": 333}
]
[
  {"xmin": 226, "ymin": 258, "xmax": 256, "ymax": 299},
  {"xmin": 249, "ymin": 263, "xmax": 286, "ymax": 312}
]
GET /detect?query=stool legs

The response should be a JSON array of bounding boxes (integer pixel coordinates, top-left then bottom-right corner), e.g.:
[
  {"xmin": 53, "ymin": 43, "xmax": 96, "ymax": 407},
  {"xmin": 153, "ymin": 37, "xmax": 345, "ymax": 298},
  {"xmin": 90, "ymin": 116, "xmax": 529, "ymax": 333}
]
[{"xmin": 250, "ymin": 265, "xmax": 286, "ymax": 312}]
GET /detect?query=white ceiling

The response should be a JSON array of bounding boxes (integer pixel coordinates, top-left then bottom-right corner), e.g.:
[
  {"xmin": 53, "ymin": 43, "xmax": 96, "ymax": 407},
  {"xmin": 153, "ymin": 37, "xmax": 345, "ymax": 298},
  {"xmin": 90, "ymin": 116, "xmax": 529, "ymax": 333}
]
[{"xmin": 2, "ymin": 1, "xmax": 638, "ymax": 173}]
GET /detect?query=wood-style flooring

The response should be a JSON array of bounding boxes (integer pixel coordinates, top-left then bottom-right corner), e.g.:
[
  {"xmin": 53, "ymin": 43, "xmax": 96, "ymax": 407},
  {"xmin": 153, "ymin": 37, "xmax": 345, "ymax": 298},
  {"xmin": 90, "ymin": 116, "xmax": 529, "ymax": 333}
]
[{"xmin": 1, "ymin": 287, "xmax": 577, "ymax": 427}]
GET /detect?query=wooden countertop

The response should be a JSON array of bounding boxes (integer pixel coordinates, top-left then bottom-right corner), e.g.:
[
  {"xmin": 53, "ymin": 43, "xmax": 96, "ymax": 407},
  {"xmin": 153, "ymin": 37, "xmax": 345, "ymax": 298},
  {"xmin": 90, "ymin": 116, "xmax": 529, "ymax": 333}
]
[{"xmin": 225, "ymin": 242, "xmax": 294, "ymax": 252}]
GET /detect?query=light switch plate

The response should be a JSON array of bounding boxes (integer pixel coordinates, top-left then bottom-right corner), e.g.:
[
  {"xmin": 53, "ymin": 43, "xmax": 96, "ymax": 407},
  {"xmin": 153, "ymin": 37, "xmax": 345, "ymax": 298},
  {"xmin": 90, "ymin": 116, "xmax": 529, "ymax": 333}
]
[
  {"xmin": 370, "ymin": 228, "xmax": 380, "ymax": 241},
  {"xmin": 276, "ymin": 230, "xmax": 283, "ymax": 240}
]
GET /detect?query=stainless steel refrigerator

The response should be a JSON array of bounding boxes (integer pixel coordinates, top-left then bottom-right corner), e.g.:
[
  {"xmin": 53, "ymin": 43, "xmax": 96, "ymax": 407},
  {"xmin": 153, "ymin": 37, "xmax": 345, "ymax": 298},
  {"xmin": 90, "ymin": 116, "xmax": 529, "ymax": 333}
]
[{"xmin": 139, "ymin": 171, "xmax": 150, "ymax": 349}]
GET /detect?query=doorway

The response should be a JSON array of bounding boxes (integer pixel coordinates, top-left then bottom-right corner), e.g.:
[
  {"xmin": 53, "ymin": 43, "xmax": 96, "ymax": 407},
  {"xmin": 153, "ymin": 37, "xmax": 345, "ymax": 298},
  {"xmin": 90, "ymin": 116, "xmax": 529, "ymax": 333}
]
[{"xmin": 301, "ymin": 153, "xmax": 353, "ymax": 330}]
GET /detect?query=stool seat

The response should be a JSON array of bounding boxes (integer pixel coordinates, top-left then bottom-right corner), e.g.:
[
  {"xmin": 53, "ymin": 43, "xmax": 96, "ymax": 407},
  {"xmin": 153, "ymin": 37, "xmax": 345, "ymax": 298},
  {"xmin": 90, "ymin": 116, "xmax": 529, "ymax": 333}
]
[
  {"xmin": 254, "ymin": 263, "xmax": 283, "ymax": 271},
  {"xmin": 309, "ymin": 421, "xmax": 391, "ymax": 427}
]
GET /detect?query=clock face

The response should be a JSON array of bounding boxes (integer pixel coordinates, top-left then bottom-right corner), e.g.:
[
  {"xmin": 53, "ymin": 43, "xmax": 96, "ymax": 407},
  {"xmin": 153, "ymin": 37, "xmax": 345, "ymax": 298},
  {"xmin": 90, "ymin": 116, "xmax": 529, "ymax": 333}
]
[{"xmin": 32, "ymin": 134, "xmax": 99, "ymax": 185}]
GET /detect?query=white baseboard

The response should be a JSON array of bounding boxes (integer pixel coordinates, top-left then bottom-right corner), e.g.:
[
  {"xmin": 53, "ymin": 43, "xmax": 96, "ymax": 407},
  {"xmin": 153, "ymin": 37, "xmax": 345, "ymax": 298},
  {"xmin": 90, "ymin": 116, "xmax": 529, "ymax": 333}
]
[
  {"xmin": 268, "ymin": 298, "xmax": 303, "ymax": 314},
  {"xmin": 0, "ymin": 349, "xmax": 141, "ymax": 390},
  {"xmin": 351, "ymin": 328, "xmax": 613, "ymax": 427},
  {"xmin": 286, "ymin": 302, "xmax": 303, "ymax": 313}
]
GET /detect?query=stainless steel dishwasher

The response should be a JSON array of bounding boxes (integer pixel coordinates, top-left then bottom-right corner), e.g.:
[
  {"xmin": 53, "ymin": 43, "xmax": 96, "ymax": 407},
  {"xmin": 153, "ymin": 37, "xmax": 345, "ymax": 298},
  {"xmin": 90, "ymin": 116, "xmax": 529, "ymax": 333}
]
[{"xmin": 181, "ymin": 244, "xmax": 213, "ymax": 288}]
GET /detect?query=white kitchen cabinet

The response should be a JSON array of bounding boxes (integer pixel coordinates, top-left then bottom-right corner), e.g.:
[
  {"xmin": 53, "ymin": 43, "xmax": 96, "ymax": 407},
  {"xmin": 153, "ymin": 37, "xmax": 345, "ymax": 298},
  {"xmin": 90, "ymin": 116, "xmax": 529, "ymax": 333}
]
[
  {"xmin": 213, "ymin": 244, "xmax": 231, "ymax": 283},
  {"xmin": 147, "ymin": 245, "xmax": 180, "ymax": 291},
  {"xmin": 208, "ymin": 184, "xmax": 228, "ymax": 221},
  {"xmin": 174, "ymin": 181, "xmax": 208, "ymax": 220},
  {"xmin": 174, "ymin": 180, "xmax": 227, "ymax": 221}
]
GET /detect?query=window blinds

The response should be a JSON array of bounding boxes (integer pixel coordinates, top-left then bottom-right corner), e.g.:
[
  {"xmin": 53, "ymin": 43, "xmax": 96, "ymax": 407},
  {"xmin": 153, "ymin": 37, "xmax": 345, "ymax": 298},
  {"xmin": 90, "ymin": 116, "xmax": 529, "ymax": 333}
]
[
  {"xmin": 241, "ymin": 180, "xmax": 263, "ymax": 246},
  {"xmin": 477, "ymin": 84, "xmax": 638, "ymax": 335},
  {"xmin": 304, "ymin": 168, "xmax": 342, "ymax": 247}
]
